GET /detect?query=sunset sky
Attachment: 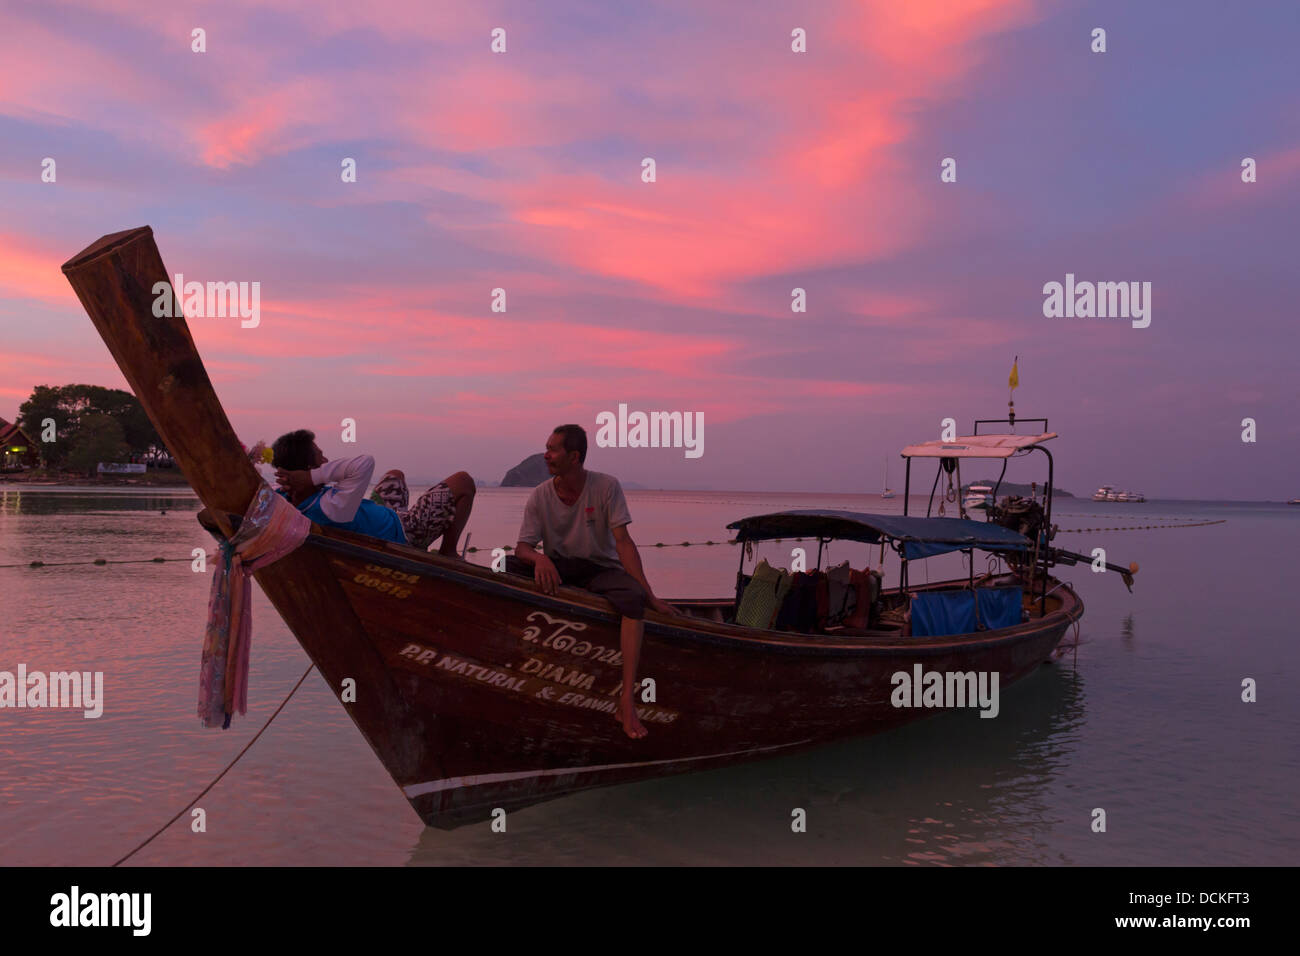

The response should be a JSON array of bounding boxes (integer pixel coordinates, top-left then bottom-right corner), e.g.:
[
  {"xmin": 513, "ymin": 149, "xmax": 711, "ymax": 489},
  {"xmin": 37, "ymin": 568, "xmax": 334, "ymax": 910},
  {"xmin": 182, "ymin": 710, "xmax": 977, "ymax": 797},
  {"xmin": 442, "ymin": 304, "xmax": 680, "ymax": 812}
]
[{"xmin": 1, "ymin": 0, "xmax": 1297, "ymax": 497}]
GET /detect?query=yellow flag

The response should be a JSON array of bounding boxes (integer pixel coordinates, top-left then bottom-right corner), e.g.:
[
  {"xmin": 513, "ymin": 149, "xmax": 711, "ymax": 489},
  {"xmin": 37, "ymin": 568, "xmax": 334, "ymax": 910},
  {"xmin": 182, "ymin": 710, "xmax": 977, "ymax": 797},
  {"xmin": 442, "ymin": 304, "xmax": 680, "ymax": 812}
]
[{"xmin": 1008, "ymin": 359, "xmax": 1019, "ymax": 390}]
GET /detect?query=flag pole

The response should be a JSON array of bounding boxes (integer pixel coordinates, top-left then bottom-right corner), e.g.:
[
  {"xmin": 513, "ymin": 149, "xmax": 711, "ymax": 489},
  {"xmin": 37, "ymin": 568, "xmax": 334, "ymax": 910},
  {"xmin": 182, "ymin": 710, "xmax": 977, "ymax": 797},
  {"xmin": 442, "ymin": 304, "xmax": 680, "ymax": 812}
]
[{"xmin": 1008, "ymin": 355, "xmax": 1019, "ymax": 428}]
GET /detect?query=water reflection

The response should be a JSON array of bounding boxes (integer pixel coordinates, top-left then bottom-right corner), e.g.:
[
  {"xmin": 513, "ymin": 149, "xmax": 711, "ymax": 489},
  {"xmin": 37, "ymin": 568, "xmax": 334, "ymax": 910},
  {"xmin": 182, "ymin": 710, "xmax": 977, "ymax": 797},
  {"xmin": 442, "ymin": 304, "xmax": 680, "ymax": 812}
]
[
  {"xmin": 0, "ymin": 488, "xmax": 200, "ymax": 516},
  {"xmin": 405, "ymin": 663, "xmax": 1087, "ymax": 866}
]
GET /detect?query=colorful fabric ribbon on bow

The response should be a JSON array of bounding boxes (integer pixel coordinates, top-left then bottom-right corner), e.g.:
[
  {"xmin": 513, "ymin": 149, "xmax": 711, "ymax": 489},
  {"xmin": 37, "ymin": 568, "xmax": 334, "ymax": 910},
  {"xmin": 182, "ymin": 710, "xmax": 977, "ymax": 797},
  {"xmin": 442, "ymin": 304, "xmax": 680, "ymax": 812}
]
[{"xmin": 198, "ymin": 482, "xmax": 311, "ymax": 728}]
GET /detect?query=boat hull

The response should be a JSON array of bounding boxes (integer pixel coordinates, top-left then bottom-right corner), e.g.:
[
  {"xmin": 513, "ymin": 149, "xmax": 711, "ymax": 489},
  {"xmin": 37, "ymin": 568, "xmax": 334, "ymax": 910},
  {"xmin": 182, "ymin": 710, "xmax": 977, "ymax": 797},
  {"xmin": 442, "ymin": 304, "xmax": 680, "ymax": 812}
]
[{"xmin": 247, "ymin": 523, "xmax": 1082, "ymax": 828}]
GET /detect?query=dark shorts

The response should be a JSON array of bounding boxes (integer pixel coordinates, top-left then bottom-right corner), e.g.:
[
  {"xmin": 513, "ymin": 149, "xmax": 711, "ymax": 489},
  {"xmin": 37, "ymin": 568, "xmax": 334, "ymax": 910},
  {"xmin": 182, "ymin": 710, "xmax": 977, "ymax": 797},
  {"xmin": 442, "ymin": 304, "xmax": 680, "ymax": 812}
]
[{"xmin": 508, "ymin": 554, "xmax": 647, "ymax": 620}]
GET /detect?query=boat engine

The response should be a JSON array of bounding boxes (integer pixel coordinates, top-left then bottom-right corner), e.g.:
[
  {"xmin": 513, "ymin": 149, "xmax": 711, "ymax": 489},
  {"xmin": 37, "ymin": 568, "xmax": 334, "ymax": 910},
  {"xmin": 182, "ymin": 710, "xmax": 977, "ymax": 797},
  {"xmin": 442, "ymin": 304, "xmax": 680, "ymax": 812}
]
[{"xmin": 988, "ymin": 496, "xmax": 1054, "ymax": 546}]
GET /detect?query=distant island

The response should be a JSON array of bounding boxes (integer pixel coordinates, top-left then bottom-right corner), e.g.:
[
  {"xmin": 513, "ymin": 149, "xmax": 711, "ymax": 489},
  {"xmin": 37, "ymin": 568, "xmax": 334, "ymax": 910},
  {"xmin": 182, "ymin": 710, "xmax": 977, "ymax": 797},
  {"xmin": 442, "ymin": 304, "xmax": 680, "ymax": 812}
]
[
  {"xmin": 500, "ymin": 453, "xmax": 549, "ymax": 487},
  {"xmin": 964, "ymin": 479, "xmax": 1074, "ymax": 498},
  {"xmin": 498, "ymin": 453, "xmax": 643, "ymax": 489}
]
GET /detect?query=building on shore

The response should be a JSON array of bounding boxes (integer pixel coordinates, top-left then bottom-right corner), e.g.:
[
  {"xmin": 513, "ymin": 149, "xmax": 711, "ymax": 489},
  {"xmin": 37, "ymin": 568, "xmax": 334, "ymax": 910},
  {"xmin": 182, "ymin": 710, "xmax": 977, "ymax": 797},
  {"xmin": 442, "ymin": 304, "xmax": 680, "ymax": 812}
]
[{"xmin": 0, "ymin": 418, "xmax": 40, "ymax": 471}]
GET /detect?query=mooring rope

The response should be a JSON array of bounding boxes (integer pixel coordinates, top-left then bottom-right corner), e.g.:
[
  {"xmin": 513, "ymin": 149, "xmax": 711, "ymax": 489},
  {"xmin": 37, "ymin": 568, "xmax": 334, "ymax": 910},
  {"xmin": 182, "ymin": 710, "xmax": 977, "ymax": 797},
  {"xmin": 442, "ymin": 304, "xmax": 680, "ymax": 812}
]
[{"xmin": 110, "ymin": 663, "xmax": 316, "ymax": 867}]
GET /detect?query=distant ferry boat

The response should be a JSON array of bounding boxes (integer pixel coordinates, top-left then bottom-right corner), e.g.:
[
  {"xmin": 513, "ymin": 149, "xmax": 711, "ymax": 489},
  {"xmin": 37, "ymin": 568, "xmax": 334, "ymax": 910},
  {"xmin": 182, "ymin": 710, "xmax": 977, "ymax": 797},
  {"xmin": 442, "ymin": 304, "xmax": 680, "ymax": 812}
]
[
  {"xmin": 1094, "ymin": 485, "xmax": 1144, "ymax": 503},
  {"xmin": 963, "ymin": 484, "xmax": 994, "ymax": 510},
  {"xmin": 1289, "ymin": 498, "xmax": 1300, "ymax": 505}
]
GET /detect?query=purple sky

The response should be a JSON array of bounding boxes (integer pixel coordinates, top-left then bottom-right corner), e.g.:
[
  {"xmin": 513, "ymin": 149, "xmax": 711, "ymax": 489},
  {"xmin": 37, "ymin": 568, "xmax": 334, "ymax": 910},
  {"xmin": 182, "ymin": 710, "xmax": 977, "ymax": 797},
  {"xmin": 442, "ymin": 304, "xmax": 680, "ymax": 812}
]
[{"xmin": 1, "ymin": 0, "xmax": 1297, "ymax": 497}]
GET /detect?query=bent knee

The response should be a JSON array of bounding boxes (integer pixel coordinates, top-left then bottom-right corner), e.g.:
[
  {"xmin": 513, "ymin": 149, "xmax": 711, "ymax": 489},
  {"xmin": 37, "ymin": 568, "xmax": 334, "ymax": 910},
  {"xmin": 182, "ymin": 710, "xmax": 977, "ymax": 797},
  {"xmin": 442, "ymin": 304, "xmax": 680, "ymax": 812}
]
[{"xmin": 445, "ymin": 472, "xmax": 476, "ymax": 496}]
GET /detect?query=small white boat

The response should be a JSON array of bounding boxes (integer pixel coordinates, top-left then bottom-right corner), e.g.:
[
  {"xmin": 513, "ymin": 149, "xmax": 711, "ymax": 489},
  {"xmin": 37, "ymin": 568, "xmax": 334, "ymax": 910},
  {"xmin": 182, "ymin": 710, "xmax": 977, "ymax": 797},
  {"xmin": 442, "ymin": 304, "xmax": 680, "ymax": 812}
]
[
  {"xmin": 881, "ymin": 457, "xmax": 895, "ymax": 499},
  {"xmin": 963, "ymin": 484, "xmax": 994, "ymax": 510},
  {"xmin": 1093, "ymin": 485, "xmax": 1113, "ymax": 501}
]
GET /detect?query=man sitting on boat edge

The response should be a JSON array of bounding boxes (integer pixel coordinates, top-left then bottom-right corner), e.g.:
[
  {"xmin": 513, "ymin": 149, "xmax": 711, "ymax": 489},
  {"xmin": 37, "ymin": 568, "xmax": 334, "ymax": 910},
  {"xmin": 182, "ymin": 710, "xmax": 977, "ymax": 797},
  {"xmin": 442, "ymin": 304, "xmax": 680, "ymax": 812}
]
[
  {"xmin": 511, "ymin": 424, "xmax": 676, "ymax": 740},
  {"xmin": 270, "ymin": 429, "xmax": 475, "ymax": 555}
]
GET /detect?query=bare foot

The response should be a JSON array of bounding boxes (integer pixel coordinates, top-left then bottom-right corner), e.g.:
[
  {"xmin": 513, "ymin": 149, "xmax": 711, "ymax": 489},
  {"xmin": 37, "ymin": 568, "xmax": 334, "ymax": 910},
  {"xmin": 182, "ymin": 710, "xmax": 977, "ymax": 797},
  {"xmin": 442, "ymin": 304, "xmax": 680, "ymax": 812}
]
[{"xmin": 617, "ymin": 696, "xmax": 648, "ymax": 739}]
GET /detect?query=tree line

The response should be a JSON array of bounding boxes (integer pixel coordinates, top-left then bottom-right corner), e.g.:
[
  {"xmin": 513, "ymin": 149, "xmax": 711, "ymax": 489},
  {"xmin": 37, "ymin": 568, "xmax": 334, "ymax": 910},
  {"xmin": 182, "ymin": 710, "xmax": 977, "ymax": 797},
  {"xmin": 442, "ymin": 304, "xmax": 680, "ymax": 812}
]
[{"xmin": 15, "ymin": 385, "xmax": 168, "ymax": 475}]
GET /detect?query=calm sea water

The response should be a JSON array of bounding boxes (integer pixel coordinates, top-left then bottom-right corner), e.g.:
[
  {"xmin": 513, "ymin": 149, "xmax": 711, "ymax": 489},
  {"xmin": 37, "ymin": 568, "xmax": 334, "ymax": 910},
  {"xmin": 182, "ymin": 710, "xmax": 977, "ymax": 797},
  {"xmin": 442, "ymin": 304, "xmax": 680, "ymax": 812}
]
[{"xmin": 1, "ymin": 486, "xmax": 1296, "ymax": 866}]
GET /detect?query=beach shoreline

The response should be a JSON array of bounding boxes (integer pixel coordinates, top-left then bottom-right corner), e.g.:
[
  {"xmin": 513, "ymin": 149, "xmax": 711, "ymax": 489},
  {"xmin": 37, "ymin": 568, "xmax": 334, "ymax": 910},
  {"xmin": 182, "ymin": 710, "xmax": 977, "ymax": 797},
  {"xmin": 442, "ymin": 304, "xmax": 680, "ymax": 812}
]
[{"xmin": 0, "ymin": 470, "xmax": 192, "ymax": 488}]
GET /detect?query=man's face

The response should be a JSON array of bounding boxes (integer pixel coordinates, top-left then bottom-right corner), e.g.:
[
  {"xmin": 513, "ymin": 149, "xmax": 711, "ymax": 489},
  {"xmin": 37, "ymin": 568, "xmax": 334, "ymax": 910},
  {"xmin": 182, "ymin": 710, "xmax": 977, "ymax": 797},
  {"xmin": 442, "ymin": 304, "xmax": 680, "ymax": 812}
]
[
  {"xmin": 544, "ymin": 432, "xmax": 576, "ymax": 475},
  {"xmin": 311, "ymin": 442, "xmax": 326, "ymax": 468}
]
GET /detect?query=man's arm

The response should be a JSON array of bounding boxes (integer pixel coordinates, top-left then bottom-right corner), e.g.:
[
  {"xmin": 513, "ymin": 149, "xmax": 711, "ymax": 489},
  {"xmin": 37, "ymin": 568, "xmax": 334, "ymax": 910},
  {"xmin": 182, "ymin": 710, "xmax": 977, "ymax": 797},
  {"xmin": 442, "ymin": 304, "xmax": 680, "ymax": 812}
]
[
  {"xmin": 611, "ymin": 524, "xmax": 676, "ymax": 615},
  {"xmin": 514, "ymin": 489, "xmax": 561, "ymax": 593},
  {"xmin": 310, "ymin": 455, "xmax": 376, "ymax": 523},
  {"xmin": 513, "ymin": 539, "xmax": 561, "ymax": 594}
]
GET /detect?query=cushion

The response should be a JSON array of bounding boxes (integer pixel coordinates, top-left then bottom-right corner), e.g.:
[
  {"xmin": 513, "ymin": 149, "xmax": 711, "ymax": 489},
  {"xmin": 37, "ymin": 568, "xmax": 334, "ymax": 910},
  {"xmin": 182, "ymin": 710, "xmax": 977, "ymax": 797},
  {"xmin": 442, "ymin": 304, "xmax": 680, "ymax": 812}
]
[{"xmin": 735, "ymin": 559, "xmax": 791, "ymax": 628}]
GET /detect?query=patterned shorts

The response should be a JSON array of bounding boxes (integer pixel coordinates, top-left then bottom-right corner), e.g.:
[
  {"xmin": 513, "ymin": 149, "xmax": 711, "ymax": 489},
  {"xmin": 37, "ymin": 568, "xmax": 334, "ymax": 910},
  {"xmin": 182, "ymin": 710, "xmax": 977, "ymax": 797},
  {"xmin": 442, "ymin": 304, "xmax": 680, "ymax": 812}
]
[{"xmin": 372, "ymin": 472, "xmax": 455, "ymax": 550}]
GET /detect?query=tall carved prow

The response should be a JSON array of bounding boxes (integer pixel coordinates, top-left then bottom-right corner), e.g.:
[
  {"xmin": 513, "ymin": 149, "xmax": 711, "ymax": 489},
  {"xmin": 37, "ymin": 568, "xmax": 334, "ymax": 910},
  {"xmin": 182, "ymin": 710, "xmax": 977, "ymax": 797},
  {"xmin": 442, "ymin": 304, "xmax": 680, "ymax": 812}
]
[{"xmin": 62, "ymin": 226, "xmax": 260, "ymax": 534}]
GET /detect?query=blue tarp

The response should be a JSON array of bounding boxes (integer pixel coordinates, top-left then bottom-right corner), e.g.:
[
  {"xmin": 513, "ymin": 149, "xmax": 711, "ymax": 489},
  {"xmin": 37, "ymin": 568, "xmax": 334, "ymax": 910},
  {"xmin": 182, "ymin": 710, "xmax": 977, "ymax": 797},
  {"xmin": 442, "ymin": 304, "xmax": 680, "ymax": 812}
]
[
  {"xmin": 912, "ymin": 590, "xmax": 977, "ymax": 637},
  {"xmin": 911, "ymin": 586, "xmax": 1023, "ymax": 637},
  {"xmin": 726, "ymin": 510, "xmax": 1029, "ymax": 560},
  {"xmin": 976, "ymin": 586, "xmax": 1023, "ymax": 631}
]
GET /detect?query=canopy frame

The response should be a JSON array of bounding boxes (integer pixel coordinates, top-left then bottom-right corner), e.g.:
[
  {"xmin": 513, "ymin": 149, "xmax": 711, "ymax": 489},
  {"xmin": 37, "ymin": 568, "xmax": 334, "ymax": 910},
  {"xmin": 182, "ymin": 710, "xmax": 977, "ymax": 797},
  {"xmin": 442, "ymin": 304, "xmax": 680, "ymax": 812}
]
[
  {"xmin": 901, "ymin": 417, "xmax": 1056, "ymax": 616},
  {"xmin": 727, "ymin": 507, "xmax": 1031, "ymax": 629}
]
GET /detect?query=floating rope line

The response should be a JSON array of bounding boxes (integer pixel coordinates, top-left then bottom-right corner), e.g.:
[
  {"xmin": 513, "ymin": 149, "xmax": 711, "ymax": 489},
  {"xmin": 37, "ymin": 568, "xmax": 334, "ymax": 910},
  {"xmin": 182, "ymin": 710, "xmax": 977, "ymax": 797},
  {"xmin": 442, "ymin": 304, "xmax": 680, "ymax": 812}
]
[
  {"xmin": 464, "ymin": 538, "xmax": 833, "ymax": 551},
  {"xmin": 1057, "ymin": 519, "xmax": 1225, "ymax": 533},
  {"xmin": 0, "ymin": 518, "xmax": 1228, "ymax": 570},
  {"xmin": 463, "ymin": 540, "xmax": 738, "ymax": 552},
  {"xmin": 110, "ymin": 662, "xmax": 316, "ymax": 867},
  {"xmin": 1054, "ymin": 513, "xmax": 1209, "ymax": 521},
  {"xmin": 0, "ymin": 556, "xmax": 200, "ymax": 569}
]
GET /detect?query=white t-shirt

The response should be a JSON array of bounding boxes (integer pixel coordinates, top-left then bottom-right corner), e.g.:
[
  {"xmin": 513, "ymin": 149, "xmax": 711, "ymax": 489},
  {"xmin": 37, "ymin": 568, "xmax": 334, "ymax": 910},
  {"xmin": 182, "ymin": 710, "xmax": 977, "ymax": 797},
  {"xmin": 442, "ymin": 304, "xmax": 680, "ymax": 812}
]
[
  {"xmin": 308, "ymin": 454, "xmax": 375, "ymax": 523},
  {"xmin": 518, "ymin": 471, "xmax": 632, "ymax": 569}
]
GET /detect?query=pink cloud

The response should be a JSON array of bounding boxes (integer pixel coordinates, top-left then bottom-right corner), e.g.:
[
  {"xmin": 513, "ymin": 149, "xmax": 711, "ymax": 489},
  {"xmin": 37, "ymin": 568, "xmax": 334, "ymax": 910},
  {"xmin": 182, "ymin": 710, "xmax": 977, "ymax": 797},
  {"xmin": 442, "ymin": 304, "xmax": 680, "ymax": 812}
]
[
  {"xmin": 0, "ymin": 234, "xmax": 80, "ymax": 306},
  {"xmin": 1, "ymin": 0, "xmax": 1046, "ymax": 299},
  {"xmin": 1168, "ymin": 144, "xmax": 1300, "ymax": 215}
]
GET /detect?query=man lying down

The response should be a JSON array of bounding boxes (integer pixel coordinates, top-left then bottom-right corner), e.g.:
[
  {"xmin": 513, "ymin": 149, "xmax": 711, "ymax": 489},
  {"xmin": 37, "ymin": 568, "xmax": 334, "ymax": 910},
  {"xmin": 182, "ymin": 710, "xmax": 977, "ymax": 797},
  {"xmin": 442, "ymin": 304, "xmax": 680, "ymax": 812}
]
[{"xmin": 268, "ymin": 428, "xmax": 475, "ymax": 556}]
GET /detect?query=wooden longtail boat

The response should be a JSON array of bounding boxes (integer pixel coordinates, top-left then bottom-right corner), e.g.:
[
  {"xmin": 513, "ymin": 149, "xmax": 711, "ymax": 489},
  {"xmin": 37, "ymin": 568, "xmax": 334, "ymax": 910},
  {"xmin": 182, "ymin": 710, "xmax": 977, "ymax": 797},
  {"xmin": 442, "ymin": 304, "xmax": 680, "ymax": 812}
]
[{"xmin": 63, "ymin": 227, "xmax": 1106, "ymax": 830}]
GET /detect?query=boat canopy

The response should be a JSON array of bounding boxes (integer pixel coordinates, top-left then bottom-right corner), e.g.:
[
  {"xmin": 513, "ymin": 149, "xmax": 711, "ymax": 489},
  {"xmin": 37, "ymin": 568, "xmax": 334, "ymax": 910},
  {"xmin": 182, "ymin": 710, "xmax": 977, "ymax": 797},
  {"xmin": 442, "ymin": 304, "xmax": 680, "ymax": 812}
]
[
  {"xmin": 726, "ymin": 510, "xmax": 1029, "ymax": 560},
  {"xmin": 900, "ymin": 433, "xmax": 1057, "ymax": 459}
]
